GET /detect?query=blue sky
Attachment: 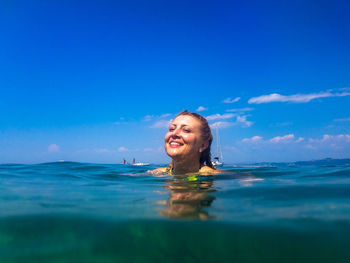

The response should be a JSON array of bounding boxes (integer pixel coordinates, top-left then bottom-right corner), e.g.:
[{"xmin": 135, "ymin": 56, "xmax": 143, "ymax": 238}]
[{"xmin": 1, "ymin": 0, "xmax": 350, "ymax": 164}]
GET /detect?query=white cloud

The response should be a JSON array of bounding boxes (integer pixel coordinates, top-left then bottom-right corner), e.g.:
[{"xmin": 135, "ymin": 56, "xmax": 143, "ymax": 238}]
[
  {"xmin": 269, "ymin": 134, "xmax": 295, "ymax": 143},
  {"xmin": 241, "ymin": 134, "xmax": 303, "ymax": 144},
  {"xmin": 145, "ymin": 113, "xmax": 171, "ymax": 122},
  {"xmin": 335, "ymin": 134, "xmax": 350, "ymax": 142},
  {"xmin": 242, "ymin": 136, "xmax": 263, "ymax": 143},
  {"xmin": 226, "ymin": 107, "xmax": 254, "ymax": 113},
  {"xmin": 305, "ymin": 134, "xmax": 350, "ymax": 155},
  {"xmin": 236, "ymin": 133, "xmax": 350, "ymax": 162},
  {"xmin": 118, "ymin": 146, "xmax": 129, "ymax": 152},
  {"xmin": 334, "ymin": 117, "xmax": 350, "ymax": 122},
  {"xmin": 321, "ymin": 134, "xmax": 350, "ymax": 142},
  {"xmin": 248, "ymin": 91, "xmax": 350, "ymax": 104},
  {"xmin": 210, "ymin": 121, "xmax": 235, "ymax": 129},
  {"xmin": 305, "ymin": 144, "xmax": 316, "ymax": 150},
  {"xmin": 143, "ymin": 115, "xmax": 154, "ymax": 121},
  {"xmin": 223, "ymin": 97, "xmax": 241, "ymax": 103},
  {"xmin": 206, "ymin": 113, "xmax": 236, "ymax": 121},
  {"xmin": 196, "ymin": 106, "xmax": 208, "ymax": 112},
  {"xmin": 48, "ymin": 144, "xmax": 60, "ymax": 153},
  {"xmin": 236, "ymin": 115, "xmax": 253, "ymax": 127},
  {"xmin": 295, "ymin": 137, "xmax": 304, "ymax": 143},
  {"xmin": 207, "ymin": 114, "xmax": 253, "ymax": 128},
  {"xmin": 151, "ymin": 119, "xmax": 172, "ymax": 128}
]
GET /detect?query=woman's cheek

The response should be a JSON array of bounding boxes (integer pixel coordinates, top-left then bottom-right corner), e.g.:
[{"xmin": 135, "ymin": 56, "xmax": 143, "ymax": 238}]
[
  {"xmin": 164, "ymin": 133, "xmax": 171, "ymax": 141},
  {"xmin": 181, "ymin": 134, "xmax": 189, "ymax": 141},
  {"xmin": 182, "ymin": 133, "xmax": 195, "ymax": 144}
]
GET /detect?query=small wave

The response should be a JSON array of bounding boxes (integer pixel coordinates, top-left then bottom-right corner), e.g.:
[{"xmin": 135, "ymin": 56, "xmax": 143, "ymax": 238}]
[
  {"xmin": 85, "ymin": 171, "xmax": 124, "ymax": 180},
  {"xmin": 37, "ymin": 161, "xmax": 83, "ymax": 166},
  {"xmin": 70, "ymin": 165, "xmax": 110, "ymax": 171},
  {"xmin": 300, "ymin": 167, "xmax": 350, "ymax": 178},
  {"xmin": 226, "ymin": 165, "xmax": 277, "ymax": 170},
  {"xmin": 251, "ymin": 170, "xmax": 300, "ymax": 178},
  {"xmin": 221, "ymin": 185, "xmax": 350, "ymax": 201},
  {"xmin": 0, "ymin": 163, "xmax": 26, "ymax": 168}
]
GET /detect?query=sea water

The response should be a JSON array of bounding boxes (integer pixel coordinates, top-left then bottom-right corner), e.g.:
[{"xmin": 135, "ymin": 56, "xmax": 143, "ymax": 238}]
[{"xmin": 1, "ymin": 161, "xmax": 350, "ymax": 262}]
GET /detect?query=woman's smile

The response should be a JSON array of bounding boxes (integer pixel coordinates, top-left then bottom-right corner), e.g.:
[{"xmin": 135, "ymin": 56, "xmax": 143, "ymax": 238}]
[{"xmin": 168, "ymin": 140, "xmax": 184, "ymax": 148}]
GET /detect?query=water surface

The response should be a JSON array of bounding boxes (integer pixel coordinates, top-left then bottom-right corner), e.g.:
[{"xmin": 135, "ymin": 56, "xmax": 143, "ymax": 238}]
[{"xmin": 1, "ymin": 162, "xmax": 350, "ymax": 262}]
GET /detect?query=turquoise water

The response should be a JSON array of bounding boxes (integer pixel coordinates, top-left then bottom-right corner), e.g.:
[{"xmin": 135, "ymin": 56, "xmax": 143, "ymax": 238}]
[{"xmin": 1, "ymin": 162, "xmax": 350, "ymax": 262}]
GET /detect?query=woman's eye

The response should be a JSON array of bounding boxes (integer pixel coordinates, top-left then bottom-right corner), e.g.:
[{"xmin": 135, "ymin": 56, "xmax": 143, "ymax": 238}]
[
  {"xmin": 169, "ymin": 127, "xmax": 175, "ymax": 131},
  {"xmin": 183, "ymin": 129, "xmax": 191, "ymax": 133}
]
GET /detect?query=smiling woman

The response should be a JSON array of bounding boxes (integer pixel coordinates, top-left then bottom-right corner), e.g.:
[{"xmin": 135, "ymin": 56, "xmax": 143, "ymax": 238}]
[{"xmin": 148, "ymin": 111, "xmax": 223, "ymax": 176}]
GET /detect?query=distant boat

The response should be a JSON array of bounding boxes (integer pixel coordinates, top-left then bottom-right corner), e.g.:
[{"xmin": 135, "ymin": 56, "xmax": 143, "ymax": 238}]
[
  {"xmin": 212, "ymin": 126, "xmax": 224, "ymax": 167},
  {"xmin": 212, "ymin": 157, "xmax": 223, "ymax": 167},
  {"xmin": 132, "ymin": 158, "xmax": 150, "ymax": 166},
  {"xmin": 133, "ymin": 162, "xmax": 150, "ymax": 166}
]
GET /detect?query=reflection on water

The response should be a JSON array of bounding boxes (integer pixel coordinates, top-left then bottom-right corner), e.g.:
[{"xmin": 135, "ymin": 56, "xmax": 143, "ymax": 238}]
[{"xmin": 159, "ymin": 175, "xmax": 216, "ymax": 220}]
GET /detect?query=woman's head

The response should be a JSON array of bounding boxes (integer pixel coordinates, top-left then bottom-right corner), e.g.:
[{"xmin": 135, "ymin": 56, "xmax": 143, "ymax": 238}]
[{"xmin": 165, "ymin": 110, "xmax": 214, "ymax": 168}]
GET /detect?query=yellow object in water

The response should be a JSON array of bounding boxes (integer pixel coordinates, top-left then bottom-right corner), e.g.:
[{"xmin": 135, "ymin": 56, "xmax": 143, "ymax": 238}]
[{"xmin": 187, "ymin": 175, "xmax": 198, "ymax": 181}]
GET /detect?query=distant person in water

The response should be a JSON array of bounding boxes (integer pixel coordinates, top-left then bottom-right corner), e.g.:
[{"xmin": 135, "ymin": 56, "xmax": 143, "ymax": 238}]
[{"xmin": 149, "ymin": 110, "xmax": 223, "ymax": 175}]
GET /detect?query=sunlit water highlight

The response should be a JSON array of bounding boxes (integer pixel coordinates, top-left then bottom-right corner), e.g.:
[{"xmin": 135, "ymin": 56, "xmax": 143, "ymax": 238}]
[{"xmin": 1, "ymin": 162, "xmax": 350, "ymax": 262}]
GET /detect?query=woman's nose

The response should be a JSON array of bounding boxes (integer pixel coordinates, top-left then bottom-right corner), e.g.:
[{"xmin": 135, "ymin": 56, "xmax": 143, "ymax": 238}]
[{"xmin": 171, "ymin": 128, "xmax": 181, "ymax": 137}]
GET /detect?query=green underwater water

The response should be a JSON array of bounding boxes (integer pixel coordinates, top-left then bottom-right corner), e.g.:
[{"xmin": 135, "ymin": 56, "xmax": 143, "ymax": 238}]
[
  {"xmin": 1, "ymin": 216, "xmax": 350, "ymax": 263},
  {"xmin": 1, "ymin": 162, "xmax": 350, "ymax": 262}
]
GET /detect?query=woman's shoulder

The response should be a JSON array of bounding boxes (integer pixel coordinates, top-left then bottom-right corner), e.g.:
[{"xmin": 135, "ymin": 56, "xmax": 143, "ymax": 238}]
[
  {"xmin": 147, "ymin": 167, "xmax": 168, "ymax": 175},
  {"xmin": 199, "ymin": 165, "xmax": 225, "ymax": 175},
  {"xmin": 147, "ymin": 166, "xmax": 224, "ymax": 176}
]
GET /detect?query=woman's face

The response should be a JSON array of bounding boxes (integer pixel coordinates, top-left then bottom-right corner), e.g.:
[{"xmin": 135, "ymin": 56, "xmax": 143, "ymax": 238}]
[{"xmin": 165, "ymin": 115, "xmax": 208, "ymax": 161}]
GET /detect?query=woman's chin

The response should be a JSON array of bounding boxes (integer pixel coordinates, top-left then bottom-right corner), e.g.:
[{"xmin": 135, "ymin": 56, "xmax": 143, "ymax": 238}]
[{"xmin": 166, "ymin": 148, "xmax": 184, "ymax": 158}]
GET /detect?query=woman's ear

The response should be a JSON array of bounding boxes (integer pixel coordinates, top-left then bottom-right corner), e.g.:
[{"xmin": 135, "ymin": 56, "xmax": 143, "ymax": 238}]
[{"xmin": 199, "ymin": 141, "xmax": 209, "ymax": 153}]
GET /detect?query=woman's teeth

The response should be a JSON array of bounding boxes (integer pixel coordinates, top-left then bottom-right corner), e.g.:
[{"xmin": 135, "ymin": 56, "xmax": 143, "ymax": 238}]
[{"xmin": 170, "ymin": 142, "xmax": 181, "ymax": 146}]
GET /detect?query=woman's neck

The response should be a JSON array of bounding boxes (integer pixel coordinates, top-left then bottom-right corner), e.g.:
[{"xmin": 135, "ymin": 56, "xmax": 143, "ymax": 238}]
[{"xmin": 172, "ymin": 158, "xmax": 200, "ymax": 175}]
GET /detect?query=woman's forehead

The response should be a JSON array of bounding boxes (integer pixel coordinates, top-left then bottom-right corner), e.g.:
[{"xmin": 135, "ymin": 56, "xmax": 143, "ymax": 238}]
[{"xmin": 171, "ymin": 115, "xmax": 201, "ymax": 127}]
